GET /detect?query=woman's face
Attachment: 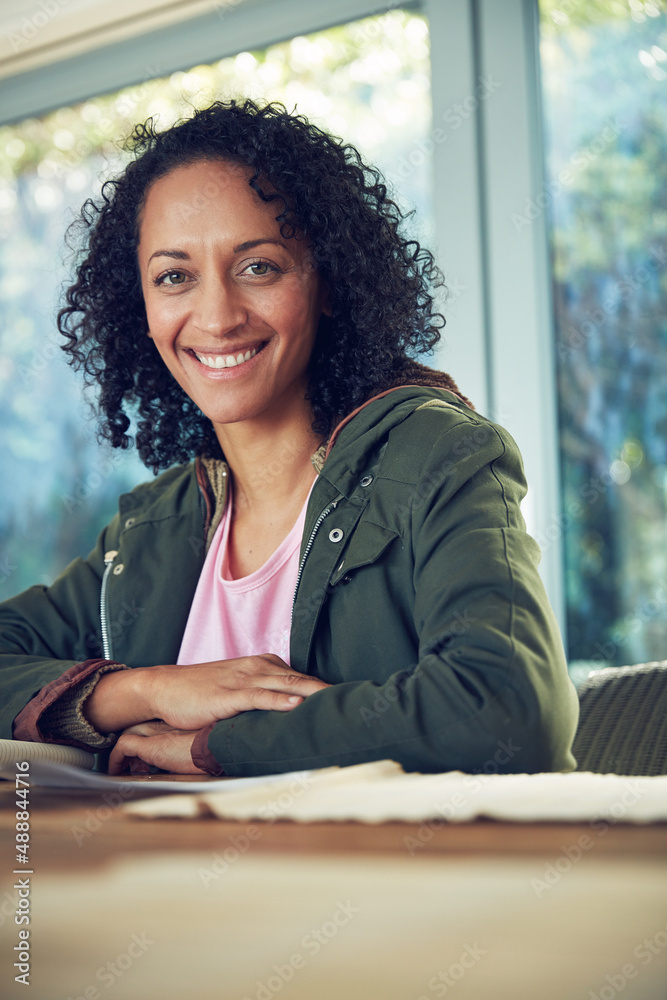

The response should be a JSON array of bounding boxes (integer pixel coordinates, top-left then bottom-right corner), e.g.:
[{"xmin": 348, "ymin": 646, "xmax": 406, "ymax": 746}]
[{"xmin": 137, "ymin": 159, "xmax": 329, "ymax": 435}]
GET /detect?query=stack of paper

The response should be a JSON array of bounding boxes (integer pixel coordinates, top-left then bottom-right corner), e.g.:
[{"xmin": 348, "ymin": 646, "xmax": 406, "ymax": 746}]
[{"xmin": 123, "ymin": 760, "xmax": 667, "ymax": 824}]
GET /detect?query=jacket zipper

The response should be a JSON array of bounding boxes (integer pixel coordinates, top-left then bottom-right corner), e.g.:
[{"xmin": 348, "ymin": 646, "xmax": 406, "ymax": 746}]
[
  {"xmin": 291, "ymin": 493, "xmax": 344, "ymax": 611},
  {"xmin": 100, "ymin": 550, "xmax": 118, "ymax": 660}
]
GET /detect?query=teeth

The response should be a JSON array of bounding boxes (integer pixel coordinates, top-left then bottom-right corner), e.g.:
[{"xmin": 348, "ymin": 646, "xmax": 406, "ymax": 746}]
[{"xmin": 194, "ymin": 347, "xmax": 258, "ymax": 369}]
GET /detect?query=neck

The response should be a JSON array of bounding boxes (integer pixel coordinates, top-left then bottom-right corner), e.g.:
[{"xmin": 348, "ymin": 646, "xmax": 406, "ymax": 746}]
[{"xmin": 214, "ymin": 403, "xmax": 322, "ymax": 514}]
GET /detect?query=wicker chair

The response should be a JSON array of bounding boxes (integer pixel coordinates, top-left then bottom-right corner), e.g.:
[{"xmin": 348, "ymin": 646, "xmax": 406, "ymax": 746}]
[{"xmin": 572, "ymin": 661, "xmax": 667, "ymax": 776}]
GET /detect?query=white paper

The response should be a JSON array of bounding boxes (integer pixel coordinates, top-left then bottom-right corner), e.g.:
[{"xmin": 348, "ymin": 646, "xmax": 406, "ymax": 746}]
[
  {"xmin": 124, "ymin": 761, "xmax": 667, "ymax": 825},
  {"xmin": 0, "ymin": 758, "xmax": 313, "ymax": 794}
]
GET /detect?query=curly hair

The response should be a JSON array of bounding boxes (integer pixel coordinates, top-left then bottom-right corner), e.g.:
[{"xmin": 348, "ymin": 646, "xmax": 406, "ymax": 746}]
[{"xmin": 59, "ymin": 98, "xmax": 468, "ymax": 471}]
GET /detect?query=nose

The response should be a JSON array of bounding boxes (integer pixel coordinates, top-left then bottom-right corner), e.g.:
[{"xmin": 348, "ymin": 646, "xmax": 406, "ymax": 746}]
[{"xmin": 192, "ymin": 273, "xmax": 248, "ymax": 336}]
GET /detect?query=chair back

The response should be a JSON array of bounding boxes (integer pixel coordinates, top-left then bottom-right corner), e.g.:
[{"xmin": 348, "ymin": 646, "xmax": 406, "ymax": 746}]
[{"xmin": 572, "ymin": 661, "xmax": 667, "ymax": 775}]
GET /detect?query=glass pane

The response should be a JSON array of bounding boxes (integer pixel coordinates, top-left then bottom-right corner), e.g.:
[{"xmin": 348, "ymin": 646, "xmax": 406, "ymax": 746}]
[
  {"xmin": 538, "ymin": 0, "xmax": 667, "ymax": 672},
  {"xmin": 0, "ymin": 8, "xmax": 431, "ymax": 596}
]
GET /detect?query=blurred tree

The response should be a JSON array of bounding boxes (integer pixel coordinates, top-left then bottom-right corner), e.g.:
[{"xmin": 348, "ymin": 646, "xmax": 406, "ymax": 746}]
[{"xmin": 539, "ymin": 0, "xmax": 667, "ymax": 665}]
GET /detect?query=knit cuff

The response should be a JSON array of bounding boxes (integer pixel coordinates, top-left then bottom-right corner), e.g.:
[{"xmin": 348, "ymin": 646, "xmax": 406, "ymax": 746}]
[
  {"xmin": 40, "ymin": 663, "xmax": 131, "ymax": 749},
  {"xmin": 191, "ymin": 723, "xmax": 226, "ymax": 776},
  {"xmin": 13, "ymin": 659, "xmax": 128, "ymax": 751}
]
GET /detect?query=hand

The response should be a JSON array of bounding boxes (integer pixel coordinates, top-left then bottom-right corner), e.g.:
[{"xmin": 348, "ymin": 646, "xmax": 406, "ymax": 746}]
[
  {"xmin": 108, "ymin": 720, "xmax": 205, "ymax": 775},
  {"xmin": 145, "ymin": 655, "xmax": 330, "ymax": 730},
  {"xmin": 86, "ymin": 654, "xmax": 330, "ymax": 734}
]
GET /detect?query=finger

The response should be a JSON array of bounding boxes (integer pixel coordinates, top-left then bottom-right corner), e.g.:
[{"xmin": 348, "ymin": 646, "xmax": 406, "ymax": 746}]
[
  {"xmin": 109, "ymin": 731, "xmax": 206, "ymax": 775},
  {"xmin": 108, "ymin": 733, "xmax": 153, "ymax": 775},
  {"xmin": 213, "ymin": 687, "xmax": 319, "ymax": 716},
  {"xmin": 250, "ymin": 672, "xmax": 331, "ymax": 696}
]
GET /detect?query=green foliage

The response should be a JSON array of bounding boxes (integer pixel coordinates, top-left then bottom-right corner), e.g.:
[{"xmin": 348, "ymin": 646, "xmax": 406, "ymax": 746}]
[{"xmin": 541, "ymin": 0, "xmax": 667, "ymax": 665}]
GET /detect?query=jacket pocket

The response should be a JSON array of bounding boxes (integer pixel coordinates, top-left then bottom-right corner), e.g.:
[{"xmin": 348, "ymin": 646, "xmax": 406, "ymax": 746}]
[{"xmin": 328, "ymin": 520, "xmax": 399, "ymax": 586}]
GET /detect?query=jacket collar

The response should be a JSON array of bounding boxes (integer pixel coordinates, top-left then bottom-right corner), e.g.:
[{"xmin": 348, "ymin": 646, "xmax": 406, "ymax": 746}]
[{"xmin": 194, "ymin": 383, "xmax": 471, "ymax": 541}]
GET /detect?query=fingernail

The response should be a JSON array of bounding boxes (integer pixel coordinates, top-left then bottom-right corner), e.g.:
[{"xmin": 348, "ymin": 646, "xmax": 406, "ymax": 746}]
[{"xmin": 287, "ymin": 695, "xmax": 302, "ymax": 704}]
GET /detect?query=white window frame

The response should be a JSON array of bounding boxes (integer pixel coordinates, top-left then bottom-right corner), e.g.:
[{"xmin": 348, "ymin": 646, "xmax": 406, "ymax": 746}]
[{"xmin": 0, "ymin": 0, "xmax": 564, "ymax": 639}]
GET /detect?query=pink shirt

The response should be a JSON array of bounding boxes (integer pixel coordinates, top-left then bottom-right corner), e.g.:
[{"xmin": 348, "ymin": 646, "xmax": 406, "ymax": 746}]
[{"xmin": 177, "ymin": 478, "xmax": 316, "ymax": 666}]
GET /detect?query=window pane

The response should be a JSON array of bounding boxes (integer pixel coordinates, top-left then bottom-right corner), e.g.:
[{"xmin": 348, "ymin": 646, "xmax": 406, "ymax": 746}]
[
  {"xmin": 538, "ymin": 1, "xmax": 667, "ymax": 671},
  {"xmin": 0, "ymin": 8, "xmax": 431, "ymax": 597}
]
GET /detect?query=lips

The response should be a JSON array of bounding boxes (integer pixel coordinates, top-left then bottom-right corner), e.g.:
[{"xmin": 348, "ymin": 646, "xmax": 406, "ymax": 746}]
[{"xmin": 187, "ymin": 341, "xmax": 267, "ymax": 370}]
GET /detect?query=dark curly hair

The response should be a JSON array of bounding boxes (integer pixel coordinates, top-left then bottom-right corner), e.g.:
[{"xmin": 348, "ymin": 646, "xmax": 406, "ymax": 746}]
[{"xmin": 59, "ymin": 98, "xmax": 468, "ymax": 471}]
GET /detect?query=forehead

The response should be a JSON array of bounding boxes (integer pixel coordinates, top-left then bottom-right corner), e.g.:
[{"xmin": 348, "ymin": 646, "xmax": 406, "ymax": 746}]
[{"xmin": 138, "ymin": 159, "xmax": 282, "ymax": 240}]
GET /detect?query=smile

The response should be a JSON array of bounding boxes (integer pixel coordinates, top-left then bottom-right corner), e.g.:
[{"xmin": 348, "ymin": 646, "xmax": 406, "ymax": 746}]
[{"xmin": 192, "ymin": 346, "xmax": 261, "ymax": 369}]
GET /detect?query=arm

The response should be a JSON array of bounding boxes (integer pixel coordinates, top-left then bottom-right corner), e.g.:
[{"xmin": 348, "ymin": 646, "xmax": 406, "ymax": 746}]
[
  {"xmin": 84, "ymin": 656, "xmax": 329, "ymax": 733},
  {"xmin": 0, "ymin": 515, "xmax": 121, "ymax": 744},
  {"xmin": 193, "ymin": 410, "xmax": 579, "ymax": 776},
  {"xmin": 0, "ymin": 519, "xmax": 325, "ymax": 749}
]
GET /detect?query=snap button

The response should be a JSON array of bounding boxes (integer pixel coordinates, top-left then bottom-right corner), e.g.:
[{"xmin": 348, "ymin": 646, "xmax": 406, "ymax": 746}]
[
  {"xmin": 112, "ymin": 564, "xmax": 124, "ymax": 575},
  {"xmin": 360, "ymin": 475, "xmax": 373, "ymax": 487},
  {"xmin": 328, "ymin": 528, "xmax": 344, "ymax": 543},
  {"xmin": 124, "ymin": 517, "xmax": 135, "ymax": 529}
]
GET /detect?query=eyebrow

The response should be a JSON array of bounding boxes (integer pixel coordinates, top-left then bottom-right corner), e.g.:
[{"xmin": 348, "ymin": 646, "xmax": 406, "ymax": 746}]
[
  {"xmin": 147, "ymin": 239, "xmax": 287, "ymax": 264},
  {"xmin": 147, "ymin": 249, "xmax": 189, "ymax": 264},
  {"xmin": 233, "ymin": 238, "xmax": 287, "ymax": 253}
]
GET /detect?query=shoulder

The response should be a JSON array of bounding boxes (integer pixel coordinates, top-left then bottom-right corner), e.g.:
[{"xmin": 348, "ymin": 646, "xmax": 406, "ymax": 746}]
[
  {"xmin": 381, "ymin": 389, "xmax": 524, "ymax": 485},
  {"xmin": 116, "ymin": 461, "xmax": 199, "ymax": 522}
]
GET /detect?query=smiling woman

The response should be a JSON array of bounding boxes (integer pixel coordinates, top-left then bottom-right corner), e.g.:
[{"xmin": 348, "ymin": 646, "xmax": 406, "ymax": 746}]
[
  {"xmin": 139, "ymin": 160, "xmax": 330, "ymax": 438},
  {"xmin": 0, "ymin": 99, "xmax": 580, "ymax": 777}
]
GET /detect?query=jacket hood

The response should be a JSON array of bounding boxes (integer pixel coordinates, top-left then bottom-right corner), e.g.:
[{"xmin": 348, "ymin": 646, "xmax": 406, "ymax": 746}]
[
  {"xmin": 320, "ymin": 380, "xmax": 474, "ymax": 498},
  {"xmin": 325, "ymin": 359, "xmax": 471, "ymax": 457}
]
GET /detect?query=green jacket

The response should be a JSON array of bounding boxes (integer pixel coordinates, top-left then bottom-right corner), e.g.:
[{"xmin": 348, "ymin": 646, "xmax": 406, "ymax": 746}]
[{"xmin": 0, "ymin": 387, "xmax": 579, "ymax": 774}]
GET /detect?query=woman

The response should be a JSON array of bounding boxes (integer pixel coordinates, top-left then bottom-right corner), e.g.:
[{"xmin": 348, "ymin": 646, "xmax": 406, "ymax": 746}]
[{"xmin": 0, "ymin": 100, "xmax": 579, "ymax": 776}]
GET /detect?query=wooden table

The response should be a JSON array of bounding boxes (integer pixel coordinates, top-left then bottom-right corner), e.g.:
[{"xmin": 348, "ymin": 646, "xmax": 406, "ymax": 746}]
[{"xmin": 1, "ymin": 782, "xmax": 666, "ymax": 1000}]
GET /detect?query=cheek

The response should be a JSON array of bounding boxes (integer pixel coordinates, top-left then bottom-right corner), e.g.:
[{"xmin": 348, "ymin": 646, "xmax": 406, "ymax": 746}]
[
  {"xmin": 277, "ymin": 283, "xmax": 323, "ymax": 337},
  {"xmin": 144, "ymin": 297, "xmax": 182, "ymax": 340}
]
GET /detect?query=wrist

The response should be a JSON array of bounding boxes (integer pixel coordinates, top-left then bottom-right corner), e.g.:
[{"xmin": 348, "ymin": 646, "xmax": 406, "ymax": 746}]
[{"xmin": 84, "ymin": 666, "xmax": 152, "ymax": 733}]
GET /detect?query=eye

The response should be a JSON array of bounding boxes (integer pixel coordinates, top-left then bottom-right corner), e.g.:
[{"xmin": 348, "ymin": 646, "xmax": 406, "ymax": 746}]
[
  {"xmin": 244, "ymin": 261, "xmax": 277, "ymax": 277},
  {"xmin": 155, "ymin": 270, "xmax": 187, "ymax": 286}
]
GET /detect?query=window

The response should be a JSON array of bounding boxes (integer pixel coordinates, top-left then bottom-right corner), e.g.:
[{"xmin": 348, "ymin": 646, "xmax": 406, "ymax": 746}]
[{"xmin": 538, "ymin": 0, "xmax": 667, "ymax": 673}]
